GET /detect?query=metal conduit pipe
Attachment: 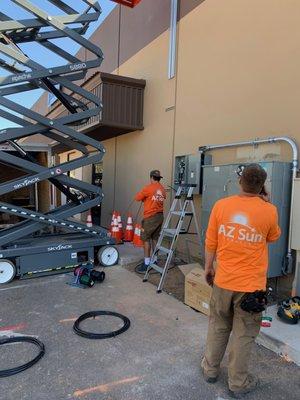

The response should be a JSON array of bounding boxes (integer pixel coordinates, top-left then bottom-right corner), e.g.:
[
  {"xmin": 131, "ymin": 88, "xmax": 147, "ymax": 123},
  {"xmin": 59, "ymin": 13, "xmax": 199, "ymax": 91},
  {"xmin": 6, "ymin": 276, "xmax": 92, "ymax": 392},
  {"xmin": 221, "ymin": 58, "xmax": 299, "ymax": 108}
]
[{"xmin": 199, "ymin": 136, "xmax": 299, "ymax": 275}]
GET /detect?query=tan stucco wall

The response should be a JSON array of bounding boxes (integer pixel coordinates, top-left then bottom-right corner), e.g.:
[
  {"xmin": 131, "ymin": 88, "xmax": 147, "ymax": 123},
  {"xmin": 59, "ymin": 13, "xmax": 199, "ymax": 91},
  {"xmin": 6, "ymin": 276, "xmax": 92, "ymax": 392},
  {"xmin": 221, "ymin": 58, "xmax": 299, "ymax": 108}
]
[
  {"xmin": 101, "ymin": 138, "xmax": 116, "ymax": 227},
  {"xmin": 99, "ymin": 0, "xmax": 300, "ymax": 268},
  {"xmin": 101, "ymin": 31, "xmax": 176, "ymax": 227},
  {"xmin": 174, "ymin": 0, "xmax": 300, "ymax": 162},
  {"xmin": 57, "ymin": 0, "xmax": 300, "ymax": 255}
]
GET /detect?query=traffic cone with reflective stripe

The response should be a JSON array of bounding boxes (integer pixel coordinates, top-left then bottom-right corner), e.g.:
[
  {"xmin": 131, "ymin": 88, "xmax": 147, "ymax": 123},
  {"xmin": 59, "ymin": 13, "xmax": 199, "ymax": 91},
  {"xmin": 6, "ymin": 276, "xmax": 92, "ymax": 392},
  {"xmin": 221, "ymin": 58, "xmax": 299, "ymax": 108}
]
[
  {"xmin": 124, "ymin": 214, "xmax": 134, "ymax": 242},
  {"xmin": 111, "ymin": 217, "xmax": 121, "ymax": 243},
  {"xmin": 110, "ymin": 211, "xmax": 117, "ymax": 234},
  {"xmin": 133, "ymin": 224, "xmax": 144, "ymax": 247},
  {"xmin": 86, "ymin": 210, "xmax": 92, "ymax": 228},
  {"xmin": 117, "ymin": 213, "xmax": 123, "ymax": 241}
]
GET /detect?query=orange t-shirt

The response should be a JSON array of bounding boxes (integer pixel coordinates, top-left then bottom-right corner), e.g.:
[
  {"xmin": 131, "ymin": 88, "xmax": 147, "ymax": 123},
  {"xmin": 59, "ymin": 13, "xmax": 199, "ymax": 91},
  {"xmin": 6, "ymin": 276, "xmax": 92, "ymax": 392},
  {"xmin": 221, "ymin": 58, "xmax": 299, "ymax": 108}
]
[
  {"xmin": 135, "ymin": 182, "xmax": 166, "ymax": 219},
  {"xmin": 205, "ymin": 195, "xmax": 281, "ymax": 292}
]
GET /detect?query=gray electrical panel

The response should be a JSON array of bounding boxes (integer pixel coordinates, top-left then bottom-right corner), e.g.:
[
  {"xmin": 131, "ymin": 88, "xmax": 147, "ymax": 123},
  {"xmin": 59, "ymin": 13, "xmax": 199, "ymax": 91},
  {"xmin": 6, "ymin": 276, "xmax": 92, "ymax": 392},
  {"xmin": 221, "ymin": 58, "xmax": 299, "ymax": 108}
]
[
  {"xmin": 201, "ymin": 162, "xmax": 292, "ymax": 277},
  {"xmin": 174, "ymin": 153, "xmax": 212, "ymax": 193}
]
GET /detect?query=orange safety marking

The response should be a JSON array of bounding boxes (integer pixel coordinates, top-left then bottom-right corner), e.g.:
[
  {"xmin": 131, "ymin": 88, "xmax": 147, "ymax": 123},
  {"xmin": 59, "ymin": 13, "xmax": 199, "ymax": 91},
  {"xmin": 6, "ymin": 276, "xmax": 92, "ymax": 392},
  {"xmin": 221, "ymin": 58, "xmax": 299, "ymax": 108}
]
[{"xmin": 73, "ymin": 376, "xmax": 141, "ymax": 397}]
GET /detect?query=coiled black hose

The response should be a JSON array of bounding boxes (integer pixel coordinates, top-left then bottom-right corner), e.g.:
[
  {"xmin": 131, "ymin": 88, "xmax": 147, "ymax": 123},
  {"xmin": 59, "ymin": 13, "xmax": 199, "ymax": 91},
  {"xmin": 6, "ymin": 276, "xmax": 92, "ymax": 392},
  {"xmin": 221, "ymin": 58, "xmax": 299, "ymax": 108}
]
[
  {"xmin": 73, "ymin": 311, "xmax": 130, "ymax": 339},
  {"xmin": 0, "ymin": 336, "xmax": 45, "ymax": 378}
]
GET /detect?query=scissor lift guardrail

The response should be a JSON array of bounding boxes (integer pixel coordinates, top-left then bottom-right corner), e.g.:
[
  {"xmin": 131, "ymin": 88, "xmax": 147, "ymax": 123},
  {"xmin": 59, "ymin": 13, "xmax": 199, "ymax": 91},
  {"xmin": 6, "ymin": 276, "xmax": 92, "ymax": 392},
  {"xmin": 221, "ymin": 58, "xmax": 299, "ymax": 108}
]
[{"xmin": 0, "ymin": 0, "xmax": 118, "ymax": 282}]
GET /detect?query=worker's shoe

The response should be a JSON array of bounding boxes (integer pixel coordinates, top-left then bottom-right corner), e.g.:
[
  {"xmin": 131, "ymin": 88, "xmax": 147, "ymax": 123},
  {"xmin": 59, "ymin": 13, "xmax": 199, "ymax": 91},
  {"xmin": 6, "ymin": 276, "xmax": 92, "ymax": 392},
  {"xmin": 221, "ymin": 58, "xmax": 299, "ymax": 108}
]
[
  {"xmin": 201, "ymin": 367, "xmax": 218, "ymax": 384},
  {"xmin": 136, "ymin": 262, "xmax": 149, "ymax": 273},
  {"xmin": 228, "ymin": 375, "xmax": 259, "ymax": 398}
]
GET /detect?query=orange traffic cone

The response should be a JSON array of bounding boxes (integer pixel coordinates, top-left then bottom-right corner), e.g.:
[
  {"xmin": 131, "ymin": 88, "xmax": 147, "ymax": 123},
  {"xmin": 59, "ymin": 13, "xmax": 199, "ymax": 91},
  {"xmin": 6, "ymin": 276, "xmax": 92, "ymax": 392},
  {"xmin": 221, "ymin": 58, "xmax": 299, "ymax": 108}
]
[
  {"xmin": 117, "ymin": 213, "xmax": 123, "ymax": 241},
  {"xmin": 133, "ymin": 224, "xmax": 144, "ymax": 247},
  {"xmin": 124, "ymin": 214, "xmax": 134, "ymax": 242},
  {"xmin": 86, "ymin": 210, "xmax": 93, "ymax": 228},
  {"xmin": 110, "ymin": 211, "xmax": 117, "ymax": 233},
  {"xmin": 111, "ymin": 217, "xmax": 121, "ymax": 243}
]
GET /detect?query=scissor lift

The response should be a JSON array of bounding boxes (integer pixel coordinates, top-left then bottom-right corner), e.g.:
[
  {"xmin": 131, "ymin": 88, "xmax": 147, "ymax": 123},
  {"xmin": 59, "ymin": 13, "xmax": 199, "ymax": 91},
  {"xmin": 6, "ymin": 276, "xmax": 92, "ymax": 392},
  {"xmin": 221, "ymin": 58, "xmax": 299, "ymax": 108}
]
[{"xmin": 0, "ymin": 0, "xmax": 142, "ymax": 284}]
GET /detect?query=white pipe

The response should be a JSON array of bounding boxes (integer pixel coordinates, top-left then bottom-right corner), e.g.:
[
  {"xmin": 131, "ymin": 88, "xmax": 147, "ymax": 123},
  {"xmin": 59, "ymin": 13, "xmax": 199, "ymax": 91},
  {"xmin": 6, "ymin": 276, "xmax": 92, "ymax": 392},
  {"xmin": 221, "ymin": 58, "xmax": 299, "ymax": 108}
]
[
  {"xmin": 199, "ymin": 136, "xmax": 298, "ymax": 274},
  {"xmin": 168, "ymin": 0, "xmax": 178, "ymax": 79}
]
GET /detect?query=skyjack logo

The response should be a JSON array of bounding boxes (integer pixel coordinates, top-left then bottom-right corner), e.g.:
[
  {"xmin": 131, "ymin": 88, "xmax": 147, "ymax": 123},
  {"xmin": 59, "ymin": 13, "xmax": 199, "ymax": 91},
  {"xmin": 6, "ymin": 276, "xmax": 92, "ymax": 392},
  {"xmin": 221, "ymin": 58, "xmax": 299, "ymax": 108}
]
[
  {"xmin": 47, "ymin": 244, "xmax": 72, "ymax": 252},
  {"xmin": 11, "ymin": 73, "xmax": 32, "ymax": 82},
  {"xmin": 13, "ymin": 177, "xmax": 40, "ymax": 190},
  {"xmin": 218, "ymin": 213, "xmax": 264, "ymax": 243},
  {"xmin": 151, "ymin": 189, "xmax": 164, "ymax": 203}
]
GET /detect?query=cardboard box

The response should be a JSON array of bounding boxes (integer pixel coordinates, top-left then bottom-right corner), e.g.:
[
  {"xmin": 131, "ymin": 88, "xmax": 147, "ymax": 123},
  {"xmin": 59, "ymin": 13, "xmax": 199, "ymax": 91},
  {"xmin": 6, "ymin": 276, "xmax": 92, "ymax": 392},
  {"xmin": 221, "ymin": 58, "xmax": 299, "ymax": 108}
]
[{"xmin": 183, "ymin": 264, "xmax": 212, "ymax": 315}]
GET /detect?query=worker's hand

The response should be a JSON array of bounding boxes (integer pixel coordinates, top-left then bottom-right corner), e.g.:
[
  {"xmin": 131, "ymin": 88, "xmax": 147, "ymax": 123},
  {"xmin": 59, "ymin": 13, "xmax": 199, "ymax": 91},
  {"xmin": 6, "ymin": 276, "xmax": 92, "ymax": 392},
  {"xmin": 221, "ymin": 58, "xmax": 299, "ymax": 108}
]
[
  {"xmin": 205, "ymin": 267, "xmax": 215, "ymax": 287},
  {"xmin": 259, "ymin": 193, "xmax": 270, "ymax": 202},
  {"xmin": 259, "ymin": 186, "xmax": 270, "ymax": 202}
]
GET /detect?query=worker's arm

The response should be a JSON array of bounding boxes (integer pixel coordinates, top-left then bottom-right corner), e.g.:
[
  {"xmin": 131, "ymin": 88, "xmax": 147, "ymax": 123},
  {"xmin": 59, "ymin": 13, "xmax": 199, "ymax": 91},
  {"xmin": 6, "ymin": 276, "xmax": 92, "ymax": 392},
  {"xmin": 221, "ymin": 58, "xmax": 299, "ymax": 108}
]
[
  {"xmin": 135, "ymin": 186, "xmax": 148, "ymax": 202},
  {"xmin": 267, "ymin": 207, "xmax": 281, "ymax": 243},
  {"xmin": 204, "ymin": 203, "xmax": 219, "ymax": 286},
  {"xmin": 205, "ymin": 249, "xmax": 216, "ymax": 286}
]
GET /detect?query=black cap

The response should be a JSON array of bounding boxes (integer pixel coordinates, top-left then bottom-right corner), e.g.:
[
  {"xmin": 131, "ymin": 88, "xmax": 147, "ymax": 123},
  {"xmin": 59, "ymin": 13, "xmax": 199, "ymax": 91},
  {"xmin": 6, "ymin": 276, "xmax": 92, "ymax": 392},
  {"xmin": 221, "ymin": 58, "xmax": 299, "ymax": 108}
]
[{"xmin": 150, "ymin": 170, "xmax": 163, "ymax": 179}]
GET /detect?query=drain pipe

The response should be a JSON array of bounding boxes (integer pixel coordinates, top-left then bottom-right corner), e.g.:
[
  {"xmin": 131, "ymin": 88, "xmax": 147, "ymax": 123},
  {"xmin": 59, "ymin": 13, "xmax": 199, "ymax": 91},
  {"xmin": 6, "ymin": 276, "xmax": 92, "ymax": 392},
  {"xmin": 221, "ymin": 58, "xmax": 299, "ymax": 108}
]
[{"xmin": 199, "ymin": 136, "xmax": 298, "ymax": 275}]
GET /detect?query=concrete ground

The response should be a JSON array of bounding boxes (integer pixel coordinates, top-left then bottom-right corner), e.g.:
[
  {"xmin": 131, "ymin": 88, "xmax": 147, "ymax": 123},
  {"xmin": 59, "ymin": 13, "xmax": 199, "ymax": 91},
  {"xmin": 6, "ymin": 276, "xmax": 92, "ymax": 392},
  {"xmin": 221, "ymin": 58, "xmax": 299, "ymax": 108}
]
[
  {"xmin": 118, "ymin": 243, "xmax": 300, "ymax": 367},
  {"xmin": 0, "ymin": 266, "xmax": 299, "ymax": 400},
  {"xmin": 257, "ymin": 304, "xmax": 300, "ymax": 366}
]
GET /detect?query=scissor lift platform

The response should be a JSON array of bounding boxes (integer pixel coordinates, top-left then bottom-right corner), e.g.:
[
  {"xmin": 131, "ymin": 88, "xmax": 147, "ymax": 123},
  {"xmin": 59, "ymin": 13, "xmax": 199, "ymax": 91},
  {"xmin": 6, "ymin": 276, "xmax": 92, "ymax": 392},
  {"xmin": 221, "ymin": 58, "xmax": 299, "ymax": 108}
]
[
  {"xmin": 0, "ymin": 232, "xmax": 117, "ymax": 280},
  {"xmin": 0, "ymin": 1, "xmax": 125, "ymax": 283}
]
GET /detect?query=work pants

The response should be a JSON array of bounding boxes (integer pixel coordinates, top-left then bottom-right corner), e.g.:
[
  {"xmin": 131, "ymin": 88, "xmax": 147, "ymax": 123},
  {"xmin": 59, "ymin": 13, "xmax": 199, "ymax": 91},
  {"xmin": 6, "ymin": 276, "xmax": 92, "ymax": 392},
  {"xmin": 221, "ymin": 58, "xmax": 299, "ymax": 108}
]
[{"xmin": 202, "ymin": 284, "xmax": 261, "ymax": 392}]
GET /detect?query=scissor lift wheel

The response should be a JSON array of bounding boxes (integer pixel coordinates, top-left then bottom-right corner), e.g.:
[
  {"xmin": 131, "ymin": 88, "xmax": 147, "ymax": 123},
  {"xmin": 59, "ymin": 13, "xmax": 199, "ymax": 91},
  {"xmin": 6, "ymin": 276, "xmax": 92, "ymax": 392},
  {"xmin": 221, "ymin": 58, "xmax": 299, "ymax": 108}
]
[
  {"xmin": 97, "ymin": 246, "xmax": 119, "ymax": 267},
  {"xmin": 0, "ymin": 259, "xmax": 16, "ymax": 284}
]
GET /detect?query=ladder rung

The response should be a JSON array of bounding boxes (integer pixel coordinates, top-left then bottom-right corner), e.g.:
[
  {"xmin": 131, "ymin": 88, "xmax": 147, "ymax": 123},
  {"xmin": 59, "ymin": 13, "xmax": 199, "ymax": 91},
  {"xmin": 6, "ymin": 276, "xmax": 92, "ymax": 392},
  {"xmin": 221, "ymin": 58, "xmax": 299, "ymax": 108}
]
[
  {"xmin": 171, "ymin": 211, "xmax": 183, "ymax": 216},
  {"xmin": 149, "ymin": 263, "xmax": 163, "ymax": 274},
  {"xmin": 171, "ymin": 211, "xmax": 193, "ymax": 216},
  {"xmin": 162, "ymin": 228, "xmax": 177, "ymax": 237},
  {"xmin": 158, "ymin": 246, "xmax": 172, "ymax": 255}
]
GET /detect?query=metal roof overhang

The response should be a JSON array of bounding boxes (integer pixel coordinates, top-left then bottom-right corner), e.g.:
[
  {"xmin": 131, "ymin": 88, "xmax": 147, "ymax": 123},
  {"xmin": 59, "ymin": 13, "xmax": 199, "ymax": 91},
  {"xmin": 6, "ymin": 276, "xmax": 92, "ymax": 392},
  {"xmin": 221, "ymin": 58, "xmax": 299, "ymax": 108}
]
[{"xmin": 48, "ymin": 72, "xmax": 146, "ymax": 155}]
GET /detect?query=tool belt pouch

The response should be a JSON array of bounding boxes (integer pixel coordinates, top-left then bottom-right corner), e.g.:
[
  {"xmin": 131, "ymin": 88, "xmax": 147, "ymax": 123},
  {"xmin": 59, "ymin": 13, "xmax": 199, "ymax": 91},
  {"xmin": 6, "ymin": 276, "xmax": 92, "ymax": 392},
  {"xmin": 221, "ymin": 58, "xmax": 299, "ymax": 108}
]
[{"xmin": 240, "ymin": 291, "xmax": 267, "ymax": 313}]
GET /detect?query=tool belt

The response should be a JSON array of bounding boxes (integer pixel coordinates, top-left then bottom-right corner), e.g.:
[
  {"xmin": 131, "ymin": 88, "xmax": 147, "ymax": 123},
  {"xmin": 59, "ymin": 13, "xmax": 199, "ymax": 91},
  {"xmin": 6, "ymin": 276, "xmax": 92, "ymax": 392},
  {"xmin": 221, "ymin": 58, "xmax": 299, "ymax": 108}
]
[{"xmin": 240, "ymin": 290, "xmax": 268, "ymax": 313}]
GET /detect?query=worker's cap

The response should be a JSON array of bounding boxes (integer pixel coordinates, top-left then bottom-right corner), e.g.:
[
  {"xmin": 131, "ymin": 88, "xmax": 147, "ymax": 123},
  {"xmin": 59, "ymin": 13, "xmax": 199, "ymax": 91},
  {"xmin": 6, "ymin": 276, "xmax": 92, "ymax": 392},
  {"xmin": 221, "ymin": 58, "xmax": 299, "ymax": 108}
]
[{"xmin": 150, "ymin": 170, "xmax": 163, "ymax": 179}]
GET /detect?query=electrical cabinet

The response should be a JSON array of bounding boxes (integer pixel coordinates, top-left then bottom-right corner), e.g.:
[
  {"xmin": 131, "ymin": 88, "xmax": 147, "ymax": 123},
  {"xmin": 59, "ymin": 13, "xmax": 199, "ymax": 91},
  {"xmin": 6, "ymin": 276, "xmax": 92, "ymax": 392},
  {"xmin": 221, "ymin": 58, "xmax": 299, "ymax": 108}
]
[
  {"xmin": 291, "ymin": 179, "xmax": 300, "ymax": 250},
  {"xmin": 201, "ymin": 162, "xmax": 292, "ymax": 277},
  {"xmin": 174, "ymin": 153, "xmax": 211, "ymax": 193}
]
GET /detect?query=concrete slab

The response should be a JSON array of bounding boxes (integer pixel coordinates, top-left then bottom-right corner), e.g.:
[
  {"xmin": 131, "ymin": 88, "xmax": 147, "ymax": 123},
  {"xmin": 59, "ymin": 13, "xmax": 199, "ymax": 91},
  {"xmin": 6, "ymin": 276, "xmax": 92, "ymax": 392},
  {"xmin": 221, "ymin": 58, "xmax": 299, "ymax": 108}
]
[
  {"xmin": 116, "ymin": 242, "xmax": 143, "ymax": 266},
  {"xmin": 257, "ymin": 304, "xmax": 300, "ymax": 366},
  {"xmin": 0, "ymin": 268, "xmax": 299, "ymax": 400}
]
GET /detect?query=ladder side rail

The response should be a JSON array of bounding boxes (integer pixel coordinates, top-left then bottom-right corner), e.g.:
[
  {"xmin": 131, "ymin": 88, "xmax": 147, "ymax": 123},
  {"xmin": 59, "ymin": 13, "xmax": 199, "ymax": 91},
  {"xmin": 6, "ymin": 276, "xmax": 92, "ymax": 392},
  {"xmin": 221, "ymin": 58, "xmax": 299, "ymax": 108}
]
[
  {"xmin": 150, "ymin": 186, "xmax": 183, "ymax": 259},
  {"xmin": 190, "ymin": 200, "xmax": 201, "ymax": 240},
  {"xmin": 144, "ymin": 186, "xmax": 201, "ymax": 292}
]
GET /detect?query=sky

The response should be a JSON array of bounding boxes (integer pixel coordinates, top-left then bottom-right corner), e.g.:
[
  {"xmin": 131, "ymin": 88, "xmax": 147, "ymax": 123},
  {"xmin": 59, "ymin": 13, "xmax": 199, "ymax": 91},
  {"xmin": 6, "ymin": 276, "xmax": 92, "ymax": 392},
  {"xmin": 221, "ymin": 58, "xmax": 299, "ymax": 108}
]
[{"xmin": 0, "ymin": 0, "xmax": 116, "ymax": 130}]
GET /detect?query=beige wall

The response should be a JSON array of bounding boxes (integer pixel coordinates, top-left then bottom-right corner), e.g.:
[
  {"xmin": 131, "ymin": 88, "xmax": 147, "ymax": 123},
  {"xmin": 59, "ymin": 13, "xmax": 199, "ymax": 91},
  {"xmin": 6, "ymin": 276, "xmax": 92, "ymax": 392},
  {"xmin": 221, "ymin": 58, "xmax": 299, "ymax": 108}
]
[
  {"xmin": 175, "ymin": 0, "xmax": 300, "ymax": 161},
  {"xmin": 101, "ymin": 138, "xmax": 116, "ymax": 227},
  {"xmin": 99, "ymin": 0, "xmax": 300, "ymax": 269},
  {"xmin": 101, "ymin": 31, "xmax": 176, "ymax": 227},
  {"xmin": 59, "ymin": 0, "xmax": 300, "ymax": 249}
]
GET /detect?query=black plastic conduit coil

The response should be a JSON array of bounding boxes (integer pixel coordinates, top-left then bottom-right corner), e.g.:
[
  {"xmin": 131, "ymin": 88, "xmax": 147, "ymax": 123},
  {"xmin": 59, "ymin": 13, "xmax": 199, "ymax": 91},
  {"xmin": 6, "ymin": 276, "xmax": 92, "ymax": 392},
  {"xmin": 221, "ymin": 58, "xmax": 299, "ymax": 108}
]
[
  {"xmin": 0, "ymin": 336, "xmax": 45, "ymax": 377},
  {"xmin": 73, "ymin": 311, "xmax": 130, "ymax": 339}
]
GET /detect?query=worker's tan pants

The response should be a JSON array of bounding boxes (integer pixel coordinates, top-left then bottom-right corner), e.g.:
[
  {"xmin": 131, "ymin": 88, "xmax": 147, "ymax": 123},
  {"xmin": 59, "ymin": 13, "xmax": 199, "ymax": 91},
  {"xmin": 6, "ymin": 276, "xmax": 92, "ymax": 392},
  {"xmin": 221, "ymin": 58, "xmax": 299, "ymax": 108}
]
[{"xmin": 202, "ymin": 284, "xmax": 261, "ymax": 392}]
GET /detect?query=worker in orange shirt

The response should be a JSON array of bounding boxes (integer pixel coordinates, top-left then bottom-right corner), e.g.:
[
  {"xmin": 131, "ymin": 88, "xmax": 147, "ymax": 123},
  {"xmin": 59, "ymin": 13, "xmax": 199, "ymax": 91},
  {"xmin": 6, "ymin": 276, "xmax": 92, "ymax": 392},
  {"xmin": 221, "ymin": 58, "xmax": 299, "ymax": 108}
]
[
  {"xmin": 135, "ymin": 170, "xmax": 166, "ymax": 272},
  {"xmin": 201, "ymin": 164, "xmax": 281, "ymax": 398}
]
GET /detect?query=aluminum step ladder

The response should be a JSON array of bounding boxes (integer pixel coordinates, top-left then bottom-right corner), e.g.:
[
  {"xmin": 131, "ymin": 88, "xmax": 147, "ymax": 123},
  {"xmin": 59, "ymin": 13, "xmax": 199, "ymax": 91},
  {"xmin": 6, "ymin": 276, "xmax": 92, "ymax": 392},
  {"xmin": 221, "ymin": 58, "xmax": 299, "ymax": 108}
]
[{"xmin": 143, "ymin": 184, "xmax": 201, "ymax": 293}]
